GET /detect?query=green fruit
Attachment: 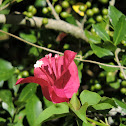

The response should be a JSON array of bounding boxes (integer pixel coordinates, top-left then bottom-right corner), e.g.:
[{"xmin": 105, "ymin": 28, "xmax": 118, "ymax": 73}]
[
  {"xmin": 17, "ymin": 74, "xmax": 22, "ymax": 80},
  {"xmin": 42, "ymin": 18, "xmax": 48, "ymax": 25},
  {"xmin": 122, "ymin": 81, "xmax": 126, "ymax": 87},
  {"xmin": 23, "ymin": 11, "xmax": 28, "ymax": 15},
  {"xmin": 32, "ymin": 8, "xmax": 37, "ymax": 15},
  {"xmin": 62, "ymin": 1, "xmax": 70, "ymax": 8},
  {"xmin": 47, "ymin": 7, "xmax": 52, "ymax": 12},
  {"xmin": 91, "ymin": 85, "xmax": 95, "ymax": 91},
  {"xmin": 55, "ymin": 5, "xmax": 62, "ymax": 14},
  {"xmin": 120, "ymin": 88, "xmax": 126, "ymax": 94},
  {"xmin": 86, "ymin": 1, "xmax": 91, "ymax": 8},
  {"xmin": 94, "ymin": 83, "xmax": 102, "ymax": 90},
  {"xmin": 99, "ymin": 0, "xmax": 108, "ymax": 4},
  {"xmin": 79, "ymin": 5, "xmax": 87, "ymax": 12},
  {"xmin": 14, "ymin": 68, "xmax": 20, "ymax": 74},
  {"xmin": 42, "ymin": 7, "xmax": 48, "ymax": 14},
  {"xmin": 92, "ymin": 7, "xmax": 99, "ymax": 14},
  {"xmin": 86, "ymin": 9, "xmax": 94, "ymax": 16},
  {"xmin": 119, "ymin": 72, "xmax": 124, "ymax": 79},
  {"xmin": 102, "ymin": 8, "xmax": 108, "ymax": 15},
  {"xmin": 28, "ymin": 5, "xmax": 34, "ymax": 12},
  {"xmin": 22, "ymin": 71, "xmax": 29, "ymax": 77},
  {"xmin": 26, "ymin": 12, "xmax": 33, "ymax": 18},
  {"xmin": 96, "ymin": 15, "xmax": 103, "ymax": 22},
  {"xmin": 60, "ymin": 12, "xmax": 69, "ymax": 18},
  {"xmin": 53, "ymin": 0, "xmax": 58, "ymax": 2},
  {"xmin": 91, "ymin": 28, "xmax": 95, "ymax": 34}
]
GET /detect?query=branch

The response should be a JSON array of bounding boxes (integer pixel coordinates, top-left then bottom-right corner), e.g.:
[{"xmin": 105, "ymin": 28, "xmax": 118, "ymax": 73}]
[
  {"xmin": 46, "ymin": 0, "xmax": 60, "ymax": 20},
  {"xmin": 1, "ymin": 30, "xmax": 126, "ymax": 70},
  {"xmin": 0, "ymin": 14, "xmax": 88, "ymax": 42}
]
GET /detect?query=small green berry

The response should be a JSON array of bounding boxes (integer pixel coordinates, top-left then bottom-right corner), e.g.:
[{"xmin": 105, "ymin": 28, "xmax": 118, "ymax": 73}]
[
  {"xmin": 86, "ymin": 9, "xmax": 94, "ymax": 16},
  {"xmin": 94, "ymin": 83, "xmax": 102, "ymax": 90},
  {"xmin": 26, "ymin": 12, "xmax": 33, "ymax": 18},
  {"xmin": 121, "ymin": 81, "xmax": 126, "ymax": 87},
  {"xmin": 60, "ymin": 12, "xmax": 69, "ymax": 18},
  {"xmin": 92, "ymin": 7, "xmax": 99, "ymax": 14},
  {"xmin": 28, "ymin": 5, "xmax": 34, "ymax": 12},
  {"xmin": 23, "ymin": 11, "xmax": 28, "ymax": 15},
  {"xmin": 62, "ymin": 1, "xmax": 70, "ymax": 8},
  {"xmin": 102, "ymin": 8, "xmax": 108, "ymax": 15},
  {"xmin": 22, "ymin": 71, "xmax": 29, "ymax": 77},
  {"xmin": 120, "ymin": 88, "xmax": 126, "ymax": 94},
  {"xmin": 42, "ymin": 7, "xmax": 48, "ymax": 14},
  {"xmin": 86, "ymin": 1, "xmax": 91, "ymax": 8},
  {"xmin": 96, "ymin": 15, "xmax": 103, "ymax": 22},
  {"xmin": 42, "ymin": 18, "xmax": 48, "ymax": 25},
  {"xmin": 79, "ymin": 5, "xmax": 87, "ymax": 12},
  {"xmin": 55, "ymin": 5, "xmax": 62, "ymax": 14},
  {"xmin": 32, "ymin": 8, "xmax": 37, "ymax": 15}
]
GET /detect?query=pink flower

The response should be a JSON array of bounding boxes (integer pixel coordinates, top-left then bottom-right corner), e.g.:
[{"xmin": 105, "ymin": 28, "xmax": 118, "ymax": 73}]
[{"xmin": 16, "ymin": 50, "xmax": 80, "ymax": 103}]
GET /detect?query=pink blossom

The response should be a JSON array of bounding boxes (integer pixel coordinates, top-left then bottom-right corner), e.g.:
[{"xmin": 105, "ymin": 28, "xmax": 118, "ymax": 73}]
[{"xmin": 16, "ymin": 50, "xmax": 80, "ymax": 103}]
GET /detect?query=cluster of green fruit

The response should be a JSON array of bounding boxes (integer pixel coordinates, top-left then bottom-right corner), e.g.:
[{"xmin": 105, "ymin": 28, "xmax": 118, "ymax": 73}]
[
  {"xmin": 42, "ymin": 0, "xmax": 71, "ymax": 19},
  {"xmin": 23, "ymin": 5, "xmax": 37, "ymax": 18},
  {"xmin": 14, "ymin": 68, "xmax": 30, "ymax": 80},
  {"xmin": 79, "ymin": 1, "xmax": 108, "ymax": 23}
]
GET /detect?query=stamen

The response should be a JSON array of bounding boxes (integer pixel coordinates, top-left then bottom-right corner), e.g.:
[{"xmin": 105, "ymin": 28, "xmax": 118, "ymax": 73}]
[
  {"xmin": 45, "ymin": 53, "xmax": 56, "ymax": 80},
  {"xmin": 55, "ymin": 54, "xmax": 59, "ymax": 78},
  {"xmin": 34, "ymin": 60, "xmax": 44, "ymax": 68},
  {"xmin": 39, "ymin": 67, "xmax": 54, "ymax": 86}
]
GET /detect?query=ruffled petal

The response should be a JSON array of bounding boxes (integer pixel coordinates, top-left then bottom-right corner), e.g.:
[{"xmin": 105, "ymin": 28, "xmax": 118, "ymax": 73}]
[
  {"xmin": 50, "ymin": 90, "xmax": 69, "ymax": 103},
  {"xmin": 54, "ymin": 61, "xmax": 80, "ymax": 99},
  {"xmin": 63, "ymin": 50, "xmax": 77, "ymax": 74}
]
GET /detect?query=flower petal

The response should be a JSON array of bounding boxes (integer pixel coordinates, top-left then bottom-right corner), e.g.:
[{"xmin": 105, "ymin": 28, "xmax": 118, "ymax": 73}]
[
  {"xmin": 54, "ymin": 61, "xmax": 80, "ymax": 98},
  {"xmin": 63, "ymin": 50, "xmax": 77, "ymax": 71},
  {"xmin": 50, "ymin": 90, "xmax": 69, "ymax": 103}
]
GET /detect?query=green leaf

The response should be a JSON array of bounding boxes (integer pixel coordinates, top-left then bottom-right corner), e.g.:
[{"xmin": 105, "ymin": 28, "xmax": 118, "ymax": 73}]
[
  {"xmin": 122, "ymin": 55, "xmax": 126, "ymax": 66},
  {"xmin": 100, "ymin": 64, "xmax": 119, "ymax": 72},
  {"xmin": 75, "ymin": 103, "xmax": 88, "ymax": 123},
  {"xmin": 35, "ymin": 103, "xmax": 69, "ymax": 126},
  {"xmin": 65, "ymin": 16, "xmax": 77, "ymax": 26},
  {"xmin": 120, "ymin": 123, "xmax": 126, "ymax": 126},
  {"xmin": 90, "ymin": 43, "xmax": 113, "ymax": 58},
  {"xmin": 16, "ymin": 0, "xmax": 23, "ymax": 2},
  {"xmin": 92, "ymin": 103, "xmax": 113, "ymax": 110},
  {"xmin": 18, "ymin": 83, "xmax": 37, "ymax": 102},
  {"xmin": 92, "ymin": 24, "xmax": 110, "ymax": 41},
  {"xmin": 113, "ymin": 15, "xmax": 126, "ymax": 45},
  {"xmin": 109, "ymin": 80, "xmax": 120, "ymax": 89},
  {"xmin": 13, "ymin": 110, "xmax": 26, "ymax": 126},
  {"xmin": 83, "ymin": 121, "xmax": 94, "ymax": 126},
  {"xmin": 19, "ymin": 32, "xmax": 37, "ymax": 43},
  {"xmin": 113, "ymin": 98, "xmax": 126, "ymax": 109},
  {"xmin": 69, "ymin": 93, "xmax": 81, "ymax": 111},
  {"xmin": 29, "ymin": 47, "xmax": 40, "ymax": 56},
  {"xmin": 85, "ymin": 30, "xmax": 101, "ymax": 44},
  {"xmin": 8, "ymin": 75, "xmax": 20, "ymax": 94},
  {"xmin": 26, "ymin": 95, "xmax": 42, "ymax": 126},
  {"xmin": 0, "ymin": 117, "xmax": 6, "ymax": 122},
  {"xmin": 80, "ymin": 90, "xmax": 101, "ymax": 106},
  {"xmin": 0, "ymin": 90, "xmax": 14, "ymax": 117},
  {"xmin": 108, "ymin": 6, "xmax": 123, "ymax": 27},
  {"xmin": 0, "ymin": 59, "xmax": 14, "ymax": 81}
]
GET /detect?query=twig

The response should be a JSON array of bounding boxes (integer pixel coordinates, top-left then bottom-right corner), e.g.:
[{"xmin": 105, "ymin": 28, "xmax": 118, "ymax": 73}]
[
  {"xmin": 109, "ymin": 0, "xmax": 115, "ymax": 6},
  {"xmin": 81, "ymin": 15, "xmax": 87, "ymax": 29},
  {"xmin": 1, "ymin": 30, "xmax": 126, "ymax": 70},
  {"xmin": 115, "ymin": 48, "xmax": 126, "ymax": 79},
  {"xmin": 0, "ymin": 0, "xmax": 16, "ymax": 11},
  {"xmin": 46, "ymin": 0, "xmax": 60, "ymax": 20},
  {"xmin": 0, "ymin": 0, "xmax": 3, "ymax": 5}
]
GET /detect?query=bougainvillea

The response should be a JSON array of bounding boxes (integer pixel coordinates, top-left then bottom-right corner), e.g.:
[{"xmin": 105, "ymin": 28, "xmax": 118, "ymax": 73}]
[{"xmin": 16, "ymin": 50, "xmax": 80, "ymax": 103}]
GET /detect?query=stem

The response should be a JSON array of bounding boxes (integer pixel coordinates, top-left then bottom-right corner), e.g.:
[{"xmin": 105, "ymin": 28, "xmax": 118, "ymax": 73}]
[
  {"xmin": 0, "ymin": 30, "xmax": 126, "ymax": 70},
  {"xmin": 115, "ymin": 48, "xmax": 126, "ymax": 79},
  {"xmin": 86, "ymin": 117, "xmax": 109, "ymax": 126},
  {"xmin": 46, "ymin": 0, "xmax": 60, "ymax": 20}
]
